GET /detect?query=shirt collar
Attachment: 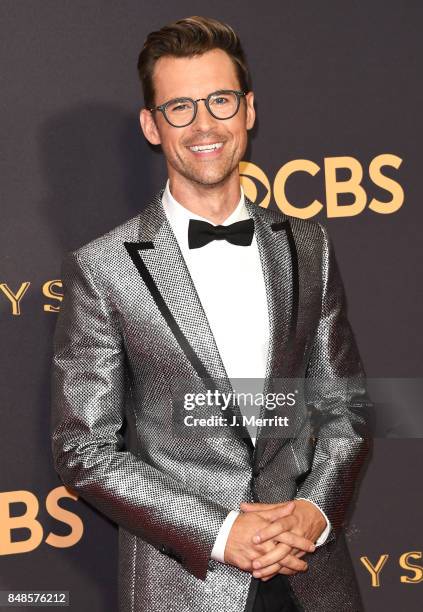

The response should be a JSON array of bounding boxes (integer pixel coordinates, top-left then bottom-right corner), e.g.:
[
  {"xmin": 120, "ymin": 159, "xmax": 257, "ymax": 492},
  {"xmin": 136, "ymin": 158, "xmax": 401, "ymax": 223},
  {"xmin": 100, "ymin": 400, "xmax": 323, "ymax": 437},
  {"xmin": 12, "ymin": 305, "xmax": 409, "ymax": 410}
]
[{"xmin": 162, "ymin": 178, "xmax": 249, "ymax": 250}]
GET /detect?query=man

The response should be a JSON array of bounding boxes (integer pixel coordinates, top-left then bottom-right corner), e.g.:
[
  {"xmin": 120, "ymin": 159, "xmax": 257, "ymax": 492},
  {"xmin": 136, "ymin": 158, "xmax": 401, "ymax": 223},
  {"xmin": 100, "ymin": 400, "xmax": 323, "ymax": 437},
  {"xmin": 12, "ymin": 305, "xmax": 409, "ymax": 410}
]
[{"xmin": 51, "ymin": 15, "xmax": 370, "ymax": 612}]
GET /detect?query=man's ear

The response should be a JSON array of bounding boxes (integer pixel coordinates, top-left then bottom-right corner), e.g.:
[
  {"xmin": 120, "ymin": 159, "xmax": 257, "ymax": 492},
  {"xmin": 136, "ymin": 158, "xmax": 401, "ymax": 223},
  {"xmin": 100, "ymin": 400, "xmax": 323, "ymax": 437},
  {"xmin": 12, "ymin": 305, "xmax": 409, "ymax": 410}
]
[
  {"xmin": 139, "ymin": 108, "xmax": 162, "ymax": 145},
  {"xmin": 245, "ymin": 91, "xmax": 256, "ymax": 131}
]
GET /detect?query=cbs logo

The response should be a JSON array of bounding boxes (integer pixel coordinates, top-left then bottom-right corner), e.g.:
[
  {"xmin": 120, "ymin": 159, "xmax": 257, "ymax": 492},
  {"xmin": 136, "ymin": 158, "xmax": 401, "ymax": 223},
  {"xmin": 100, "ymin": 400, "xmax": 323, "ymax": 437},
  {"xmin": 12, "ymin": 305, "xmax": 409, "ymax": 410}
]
[
  {"xmin": 0, "ymin": 280, "xmax": 62, "ymax": 316},
  {"xmin": 360, "ymin": 552, "xmax": 423, "ymax": 586},
  {"xmin": 239, "ymin": 154, "xmax": 403, "ymax": 218},
  {"xmin": 0, "ymin": 487, "xmax": 82, "ymax": 554}
]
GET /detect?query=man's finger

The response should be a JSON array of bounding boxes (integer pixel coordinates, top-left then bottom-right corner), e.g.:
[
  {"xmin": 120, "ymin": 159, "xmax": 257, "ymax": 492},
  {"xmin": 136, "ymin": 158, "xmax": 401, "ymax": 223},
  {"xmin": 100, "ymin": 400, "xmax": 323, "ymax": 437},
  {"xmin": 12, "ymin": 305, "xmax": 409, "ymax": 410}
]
[
  {"xmin": 260, "ymin": 572, "xmax": 279, "ymax": 582},
  {"xmin": 252, "ymin": 516, "xmax": 297, "ymax": 544},
  {"xmin": 268, "ymin": 531, "xmax": 315, "ymax": 553},
  {"xmin": 252, "ymin": 561, "xmax": 283, "ymax": 579},
  {"xmin": 259, "ymin": 565, "xmax": 301, "ymax": 580},
  {"xmin": 292, "ymin": 548, "xmax": 306, "ymax": 558},
  {"xmin": 277, "ymin": 554, "xmax": 309, "ymax": 573},
  {"xmin": 253, "ymin": 502, "xmax": 296, "ymax": 522},
  {"xmin": 251, "ymin": 543, "xmax": 311, "ymax": 572},
  {"xmin": 277, "ymin": 566, "xmax": 298, "ymax": 577},
  {"xmin": 253, "ymin": 551, "xmax": 308, "ymax": 577},
  {"xmin": 252, "ymin": 542, "xmax": 292, "ymax": 571}
]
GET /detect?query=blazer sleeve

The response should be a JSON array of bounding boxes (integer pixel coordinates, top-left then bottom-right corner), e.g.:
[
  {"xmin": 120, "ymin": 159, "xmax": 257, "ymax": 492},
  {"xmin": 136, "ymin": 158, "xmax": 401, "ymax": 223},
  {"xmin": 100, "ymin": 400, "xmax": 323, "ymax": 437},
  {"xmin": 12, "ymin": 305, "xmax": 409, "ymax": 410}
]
[
  {"xmin": 294, "ymin": 224, "xmax": 372, "ymax": 542},
  {"xmin": 50, "ymin": 250, "xmax": 230, "ymax": 580}
]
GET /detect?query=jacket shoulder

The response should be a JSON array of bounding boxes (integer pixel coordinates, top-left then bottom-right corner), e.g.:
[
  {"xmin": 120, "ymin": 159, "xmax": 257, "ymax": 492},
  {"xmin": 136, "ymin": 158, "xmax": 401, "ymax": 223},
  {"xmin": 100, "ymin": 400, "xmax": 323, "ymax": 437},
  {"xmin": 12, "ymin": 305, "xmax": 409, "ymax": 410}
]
[
  {"xmin": 252, "ymin": 204, "xmax": 326, "ymax": 244},
  {"xmin": 70, "ymin": 189, "xmax": 164, "ymax": 270},
  {"xmin": 58, "ymin": 213, "xmax": 143, "ymax": 291},
  {"xmin": 73, "ymin": 213, "xmax": 140, "ymax": 259}
]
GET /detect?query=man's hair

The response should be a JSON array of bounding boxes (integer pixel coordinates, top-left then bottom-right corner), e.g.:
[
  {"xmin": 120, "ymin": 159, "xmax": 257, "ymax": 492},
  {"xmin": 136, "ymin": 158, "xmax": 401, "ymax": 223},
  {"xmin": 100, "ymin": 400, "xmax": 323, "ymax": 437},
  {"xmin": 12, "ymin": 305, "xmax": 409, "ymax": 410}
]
[{"xmin": 137, "ymin": 15, "xmax": 251, "ymax": 109}]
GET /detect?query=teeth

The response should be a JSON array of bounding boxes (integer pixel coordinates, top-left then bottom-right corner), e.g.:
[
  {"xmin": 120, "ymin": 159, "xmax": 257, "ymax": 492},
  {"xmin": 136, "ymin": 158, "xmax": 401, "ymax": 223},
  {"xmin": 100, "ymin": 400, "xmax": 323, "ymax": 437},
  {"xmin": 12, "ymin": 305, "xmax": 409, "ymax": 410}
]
[{"xmin": 189, "ymin": 142, "xmax": 223, "ymax": 152}]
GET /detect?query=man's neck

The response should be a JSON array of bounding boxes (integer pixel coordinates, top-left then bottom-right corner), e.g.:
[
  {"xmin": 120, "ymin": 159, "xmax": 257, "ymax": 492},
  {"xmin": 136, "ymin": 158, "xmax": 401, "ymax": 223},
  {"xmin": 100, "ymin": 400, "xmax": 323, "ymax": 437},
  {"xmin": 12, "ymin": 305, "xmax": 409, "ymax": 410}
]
[{"xmin": 167, "ymin": 172, "xmax": 242, "ymax": 225}]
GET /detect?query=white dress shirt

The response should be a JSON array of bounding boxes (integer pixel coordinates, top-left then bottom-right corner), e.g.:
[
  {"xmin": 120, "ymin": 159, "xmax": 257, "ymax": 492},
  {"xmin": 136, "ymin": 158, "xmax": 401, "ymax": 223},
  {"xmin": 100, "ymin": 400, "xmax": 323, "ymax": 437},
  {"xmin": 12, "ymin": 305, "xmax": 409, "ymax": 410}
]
[{"xmin": 161, "ymin": 179, "xmax": 331, "ymax": 564}]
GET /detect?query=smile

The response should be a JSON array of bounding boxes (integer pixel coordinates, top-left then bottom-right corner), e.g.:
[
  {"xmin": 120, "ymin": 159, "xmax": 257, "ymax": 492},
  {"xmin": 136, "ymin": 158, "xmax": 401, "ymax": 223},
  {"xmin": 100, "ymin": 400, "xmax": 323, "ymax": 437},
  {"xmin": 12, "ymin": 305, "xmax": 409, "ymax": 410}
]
[{"xmin": 188, "ymin": 142, "xmax": 223, "ymax": 153}]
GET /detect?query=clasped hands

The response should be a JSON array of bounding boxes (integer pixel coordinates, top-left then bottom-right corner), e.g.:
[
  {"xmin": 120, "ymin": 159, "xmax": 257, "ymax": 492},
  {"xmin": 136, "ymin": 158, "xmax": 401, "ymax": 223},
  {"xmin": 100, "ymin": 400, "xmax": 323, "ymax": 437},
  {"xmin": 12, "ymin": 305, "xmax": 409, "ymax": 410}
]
[{"xmin": 224, "ymin": 499, "xmax": 326, "ymax": 581}]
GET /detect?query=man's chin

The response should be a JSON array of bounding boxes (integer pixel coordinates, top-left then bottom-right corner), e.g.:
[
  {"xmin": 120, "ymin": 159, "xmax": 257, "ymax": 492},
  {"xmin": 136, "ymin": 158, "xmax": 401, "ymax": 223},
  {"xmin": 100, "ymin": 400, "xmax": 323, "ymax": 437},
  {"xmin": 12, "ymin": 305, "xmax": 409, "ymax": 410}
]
[{"xmin": 181, "ymin": 166, "xmax": 238, "ymax": 188}]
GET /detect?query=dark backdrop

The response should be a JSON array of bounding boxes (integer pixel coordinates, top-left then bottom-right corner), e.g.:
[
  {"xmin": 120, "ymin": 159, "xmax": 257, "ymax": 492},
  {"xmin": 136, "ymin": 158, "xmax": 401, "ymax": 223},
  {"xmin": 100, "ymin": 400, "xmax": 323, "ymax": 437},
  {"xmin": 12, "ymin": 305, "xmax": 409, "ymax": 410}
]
[{"xmin": 1, "ymin": 1, "xmax": 422, "ymax": 610}]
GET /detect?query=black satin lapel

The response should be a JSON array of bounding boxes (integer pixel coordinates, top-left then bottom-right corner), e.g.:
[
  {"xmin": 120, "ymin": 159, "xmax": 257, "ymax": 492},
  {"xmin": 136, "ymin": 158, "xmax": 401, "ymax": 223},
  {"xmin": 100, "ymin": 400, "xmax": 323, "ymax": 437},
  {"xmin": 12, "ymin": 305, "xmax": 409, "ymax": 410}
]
[
  {"xmin": 124, "ymin": 239, "xmax": 211, "ymax": 381},
  {"xmin": 253, "ymin": 216, "xmax": 299, "ymax": 385},
  {"xmin": 124, "ymin": 197, "xmax": 254, "ymax": 455},
  {"xmin": 269, "ymin": 220, "xmax": 299, "ymax": 351},
  {"xmin": 245, "ymin": 206, "xmax": 299, "ymax": 468}
]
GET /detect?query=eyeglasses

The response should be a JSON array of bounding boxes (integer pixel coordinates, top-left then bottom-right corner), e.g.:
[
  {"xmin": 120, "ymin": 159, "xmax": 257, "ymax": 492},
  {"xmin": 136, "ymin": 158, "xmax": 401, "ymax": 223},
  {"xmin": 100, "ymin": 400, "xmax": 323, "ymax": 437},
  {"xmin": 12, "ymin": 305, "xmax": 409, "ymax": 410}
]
[{"xmin": 149, "ymin": 89, "xmax": 247, "ymax": 128}]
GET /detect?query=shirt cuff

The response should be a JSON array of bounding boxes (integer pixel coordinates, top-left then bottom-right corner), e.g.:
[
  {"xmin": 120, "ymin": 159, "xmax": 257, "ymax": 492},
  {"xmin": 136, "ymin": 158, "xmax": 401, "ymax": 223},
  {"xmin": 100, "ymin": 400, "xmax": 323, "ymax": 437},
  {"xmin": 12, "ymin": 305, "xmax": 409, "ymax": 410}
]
[
  {"xmin": 296, "ymin": 497, "xmax": 331, "ymax": 546},
  {"xmin": 210, "ymin": 510, "xmax": 240, "ymax": 563}
]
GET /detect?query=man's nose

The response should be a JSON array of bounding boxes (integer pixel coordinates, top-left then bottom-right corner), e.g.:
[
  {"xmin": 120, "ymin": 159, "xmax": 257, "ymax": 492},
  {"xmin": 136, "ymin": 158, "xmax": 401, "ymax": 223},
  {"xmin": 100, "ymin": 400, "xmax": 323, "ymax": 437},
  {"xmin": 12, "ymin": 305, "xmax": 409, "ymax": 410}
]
[{"xmin": 193, "ymin": 100, "xmax": 217, "ymax": 130}]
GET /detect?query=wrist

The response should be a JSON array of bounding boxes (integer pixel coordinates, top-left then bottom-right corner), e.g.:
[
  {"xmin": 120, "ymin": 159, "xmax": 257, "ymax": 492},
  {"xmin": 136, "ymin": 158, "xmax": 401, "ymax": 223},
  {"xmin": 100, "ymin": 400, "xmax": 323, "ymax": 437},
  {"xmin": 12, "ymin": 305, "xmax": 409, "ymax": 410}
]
[{"xmin": 294, "ymin": 499, "xmax": 326, "ymax": 538}]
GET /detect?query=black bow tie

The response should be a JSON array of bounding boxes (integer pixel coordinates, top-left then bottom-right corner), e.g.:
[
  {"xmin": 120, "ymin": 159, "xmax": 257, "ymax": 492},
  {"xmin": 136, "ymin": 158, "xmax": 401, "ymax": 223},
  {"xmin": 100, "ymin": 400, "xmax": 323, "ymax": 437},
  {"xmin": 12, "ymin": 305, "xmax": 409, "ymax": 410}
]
[{"xmin": 188, "ymin": 218, "xmax": 254, "ymax": 249}]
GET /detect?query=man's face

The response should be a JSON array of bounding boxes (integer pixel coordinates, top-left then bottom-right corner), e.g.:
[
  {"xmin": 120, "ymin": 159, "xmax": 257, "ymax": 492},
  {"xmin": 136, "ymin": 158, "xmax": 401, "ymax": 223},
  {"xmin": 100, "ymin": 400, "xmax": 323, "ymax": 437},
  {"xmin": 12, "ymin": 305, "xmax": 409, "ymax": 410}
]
[{"xmin": 140, "ymin": 48, "xmax": 255, "ymax": 187}]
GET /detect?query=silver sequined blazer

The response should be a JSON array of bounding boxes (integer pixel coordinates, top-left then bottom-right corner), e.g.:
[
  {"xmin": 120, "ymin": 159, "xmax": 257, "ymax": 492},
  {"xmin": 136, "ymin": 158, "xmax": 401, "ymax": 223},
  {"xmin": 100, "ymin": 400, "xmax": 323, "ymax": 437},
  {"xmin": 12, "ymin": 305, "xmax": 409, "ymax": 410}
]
[{"xmin": 51, "ymin": 188, "xmax": 371, "ymax": 612}]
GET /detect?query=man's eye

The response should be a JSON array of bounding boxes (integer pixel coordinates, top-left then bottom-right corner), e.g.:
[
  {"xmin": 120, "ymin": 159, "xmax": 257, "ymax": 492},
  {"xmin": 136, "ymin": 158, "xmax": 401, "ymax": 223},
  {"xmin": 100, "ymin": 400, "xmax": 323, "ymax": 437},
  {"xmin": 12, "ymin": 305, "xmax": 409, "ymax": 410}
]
[
  {"xmin": 170, "ymin": 103, "xmax": 190, "ymax": 112},
  {"xmin": 214, "ymin": 97, "xmax": 228, "ymax": 105}
]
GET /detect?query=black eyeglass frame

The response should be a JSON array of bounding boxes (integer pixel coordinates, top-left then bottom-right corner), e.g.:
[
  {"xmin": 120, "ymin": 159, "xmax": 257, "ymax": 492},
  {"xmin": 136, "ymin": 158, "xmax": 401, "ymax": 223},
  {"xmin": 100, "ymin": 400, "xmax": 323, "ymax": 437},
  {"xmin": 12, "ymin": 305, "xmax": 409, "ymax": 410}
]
[{"xmin": 149, "ymin": 89, "xmax": 248, "ymax": 127}]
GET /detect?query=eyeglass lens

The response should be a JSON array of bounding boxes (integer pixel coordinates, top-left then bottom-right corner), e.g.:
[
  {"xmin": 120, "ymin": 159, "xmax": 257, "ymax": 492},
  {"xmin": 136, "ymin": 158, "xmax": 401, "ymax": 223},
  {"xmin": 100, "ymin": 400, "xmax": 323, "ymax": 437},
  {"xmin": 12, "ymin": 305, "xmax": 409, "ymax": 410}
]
[{"xmin": 165, "ymin": 91, "xmax": 240, "ymax": 126}]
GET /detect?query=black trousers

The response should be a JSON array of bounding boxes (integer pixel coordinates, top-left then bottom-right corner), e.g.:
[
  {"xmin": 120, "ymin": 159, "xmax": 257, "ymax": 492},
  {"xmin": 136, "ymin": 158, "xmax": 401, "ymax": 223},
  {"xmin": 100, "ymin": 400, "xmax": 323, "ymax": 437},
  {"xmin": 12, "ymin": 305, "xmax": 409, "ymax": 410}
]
[{"xmin": 250, "ymin": 574, "xmax": 300, "ymax": 612}]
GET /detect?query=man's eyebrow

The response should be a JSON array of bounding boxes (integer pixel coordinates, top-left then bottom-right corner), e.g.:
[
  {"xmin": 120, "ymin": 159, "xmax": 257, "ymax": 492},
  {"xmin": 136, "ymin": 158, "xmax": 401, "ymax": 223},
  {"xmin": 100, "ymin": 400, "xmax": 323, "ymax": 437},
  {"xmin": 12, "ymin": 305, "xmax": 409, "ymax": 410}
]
[{"xmin": 164, "ymin": 89, "xmax": 237, "ymax": 101}]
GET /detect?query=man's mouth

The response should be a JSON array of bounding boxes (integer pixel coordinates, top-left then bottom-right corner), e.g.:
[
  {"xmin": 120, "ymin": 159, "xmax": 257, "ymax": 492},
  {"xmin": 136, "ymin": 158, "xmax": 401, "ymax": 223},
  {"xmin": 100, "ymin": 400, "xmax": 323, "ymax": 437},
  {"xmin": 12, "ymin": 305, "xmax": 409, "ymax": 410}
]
[{"xmin": 188, "ymin": 142, "xmax": 224, "ymax": 154}]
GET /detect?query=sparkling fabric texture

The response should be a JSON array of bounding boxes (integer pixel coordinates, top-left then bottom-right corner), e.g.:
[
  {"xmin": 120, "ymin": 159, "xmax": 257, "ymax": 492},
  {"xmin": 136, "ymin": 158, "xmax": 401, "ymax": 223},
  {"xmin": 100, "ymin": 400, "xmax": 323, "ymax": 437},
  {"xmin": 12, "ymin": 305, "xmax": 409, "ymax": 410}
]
[{"xmin": 51, "ymin": 188, "xmax": 370, "ymax": 612}]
